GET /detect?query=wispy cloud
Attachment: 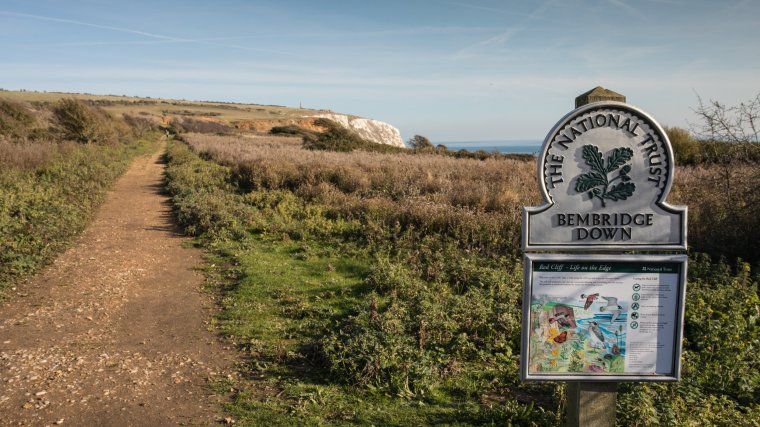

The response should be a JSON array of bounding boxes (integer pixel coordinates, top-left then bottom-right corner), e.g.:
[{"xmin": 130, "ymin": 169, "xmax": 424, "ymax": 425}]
[
  {"xmin": 0, "ymin": 10, "xmax": 183, "ymax": 41},
  {"xmin": 643, "ymin": 0, "xmax": 687, "ymax": 4},
  {"xmin": 603, "ymin": 0, "xmax": 646, "ymax": 19},
  {"xmin": 45, "ymin": 35, "xmax": 270, "ymax": 48},
  {"xmin": 260, "ymin": 26, "xmax": 501, "ymax": 39},
  {"xmin": 445, "ymin": 1, "xmax": 558, "ymax": 23},
  {"xmin": 451, "ymin": 0, "xmax": 558, "ymax": 59},
  {"xmin": 0, "ymin": 10, "xmax": 298, "ymax": 56}
]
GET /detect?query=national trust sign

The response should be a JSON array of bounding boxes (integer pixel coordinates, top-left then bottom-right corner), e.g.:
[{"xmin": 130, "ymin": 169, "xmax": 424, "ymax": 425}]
[{"xmin": 523, "ymin": 102, "xmax": 687, "ymax": 251}]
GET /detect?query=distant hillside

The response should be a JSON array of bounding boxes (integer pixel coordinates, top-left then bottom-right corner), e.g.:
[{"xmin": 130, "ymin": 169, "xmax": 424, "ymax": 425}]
[{"xmin": 0, "ymin": 89, "xmax": 404, "ymax": 147}]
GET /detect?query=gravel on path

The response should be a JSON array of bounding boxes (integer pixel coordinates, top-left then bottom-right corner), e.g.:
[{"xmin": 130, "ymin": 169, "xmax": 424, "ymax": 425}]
[{"xmin": 0, "ymin": 143, "xmax": 235, "ymax": 426}]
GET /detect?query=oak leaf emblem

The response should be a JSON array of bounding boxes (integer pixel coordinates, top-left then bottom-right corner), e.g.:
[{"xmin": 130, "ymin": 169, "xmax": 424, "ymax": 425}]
[{"xmin": 575, "ymin": 145, "xmax": 635, "ymax": 207}]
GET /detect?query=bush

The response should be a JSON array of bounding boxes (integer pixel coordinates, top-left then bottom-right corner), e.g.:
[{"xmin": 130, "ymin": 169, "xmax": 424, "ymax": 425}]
[
  {"xmin": 682, "ymin": 256, "xmax": 759, "ymax": 405},
  {"xmin": 270, "ymin": 124, "xmax": 317, "ymax": 140},
  {"xmin": 320, "ymin": 240, "xmax": 526, "ymax": 396},
  {"xmin": 122, "ymin": 113, "xmax": 157, "ymax": 137},
  {"xmin": 169, "ymin": 117, "xmax": 232, "ymax": 134},
  {"xmin": 665, "ymin": 126, "xmax": 700, "ymax": 165},
  {"xmin": 0, "ymin": 141, "xmax": 72, "ymax": 170},
  {"xmin": 698, "ymin": 140, "xmax": 760, "ymax": 164},
  {"xmin": 672, "ymin": 162, "xmax": 760, "ymax": 265},
  {"xmin": 52, "ymin": 98, "xmax": 129, "ymax": 144},
  {"xmin": 408, "ymin": 134, "xmax": 433, "ymax": 149},
  {"xmin": 617, "ymin": 255, "xmax": 760, "ymax": 425},
  {"xmin": 0, "ymin": 99, "xmax": 37, "ymax": 140}
]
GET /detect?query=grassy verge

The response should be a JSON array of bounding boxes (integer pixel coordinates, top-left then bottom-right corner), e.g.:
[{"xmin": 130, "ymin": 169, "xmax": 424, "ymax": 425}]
[
  {"xmin": 165, "ymin": 139, "xmax": 759, "ymax": 426},
  {"xmin": 0, "ymin": 133, "xmax": 160, "ymax": 293}
]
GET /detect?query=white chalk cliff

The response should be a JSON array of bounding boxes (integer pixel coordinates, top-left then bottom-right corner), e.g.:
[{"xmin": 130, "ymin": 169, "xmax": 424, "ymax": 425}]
[{"xmin": 314, "ymin": 113, "xmax": 405, "ymax": 148}]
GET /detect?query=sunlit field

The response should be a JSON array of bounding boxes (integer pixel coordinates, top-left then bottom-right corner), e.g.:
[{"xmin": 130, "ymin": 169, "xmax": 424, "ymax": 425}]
[{"xmin": 164, "ymin": 130, "xmax": 759, "ymax": 425}]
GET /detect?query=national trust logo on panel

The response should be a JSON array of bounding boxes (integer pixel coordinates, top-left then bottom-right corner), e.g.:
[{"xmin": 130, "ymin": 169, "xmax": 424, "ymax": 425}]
[
  {"xmin": 522, "ymin": 102, "xmax": 687, "ymax": 251},
  {"xmin": 575, "ymin": 144, "xmax": 635, "ymax": 207}
]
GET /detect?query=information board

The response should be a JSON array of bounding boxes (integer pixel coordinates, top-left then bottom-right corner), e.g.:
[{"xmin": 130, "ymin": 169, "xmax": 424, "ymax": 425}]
[{"xmin": 520, "ymin": 254, "xmax": 687, "ymax": 381}]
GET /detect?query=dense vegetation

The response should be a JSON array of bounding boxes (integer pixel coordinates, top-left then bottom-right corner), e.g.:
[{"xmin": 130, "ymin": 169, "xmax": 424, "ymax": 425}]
[
  {"xmin": 662, "ymin": 97, "xmax": 760, "ymax": 265},
  {"xmin": 665, "ymin": 124, "xmax": 760, "ymax": 264},
  {"xmin": 165, "ymin": 126, "xmax": 759, "ymax": 425},
  {"xmin": 276, "ymin": 118, "xmax": 534, "ymax": 161},
  {"xmin": 0, "ymin": 98, "xmax": 156, "ymax": 293}
]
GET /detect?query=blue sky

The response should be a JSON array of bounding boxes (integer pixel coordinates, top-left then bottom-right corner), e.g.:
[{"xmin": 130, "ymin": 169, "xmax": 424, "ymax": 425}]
[{"xmin": 1, "ymin": 0, "xmax": 758, "ymax": 142}]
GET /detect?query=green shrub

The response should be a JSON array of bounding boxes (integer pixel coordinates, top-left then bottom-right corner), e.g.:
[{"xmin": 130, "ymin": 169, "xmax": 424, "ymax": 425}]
[
  {"xmin": 270, "ymin": 124, "xmax": 317, "ymax": 140},
  {"xmin": 52, "ymin": 98, "xmax": 129, "ymax": 144},
  {"xmin": 682, "ymin": 255, "xmax": 759, "ymax": 405},
  {"xmin": 665, "ymin": 126, "xmax": 700, "ymax": 165},
  {"xmin": 321, "ymin": 251, "xmax": 524, "ymax": 398},
  {"xmin": 0, "ymin": 98, "xmax": 37, "ymax": 140},
  {"xmin": 617, "ymin": 256, "xmax": 759, "ymax": 426}
]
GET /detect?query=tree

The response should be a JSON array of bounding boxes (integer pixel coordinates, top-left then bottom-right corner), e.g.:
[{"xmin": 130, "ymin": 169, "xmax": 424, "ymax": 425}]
[
  {"xmin": 407, "ymin": 134, "xmax": 433, "ymax": 149},
  {"xmin": 691, "ymin": 92, "xmax": 759, "ymax": 143},
  {"xmin": 687, "ymin": 92, "xmax": 760, "ymax": 165}
]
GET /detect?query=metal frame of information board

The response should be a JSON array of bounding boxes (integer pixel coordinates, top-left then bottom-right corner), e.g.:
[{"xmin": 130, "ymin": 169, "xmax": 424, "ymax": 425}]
[{"xmin": 520, "ymin": 253, "xmax": 687, "ymax": 382}]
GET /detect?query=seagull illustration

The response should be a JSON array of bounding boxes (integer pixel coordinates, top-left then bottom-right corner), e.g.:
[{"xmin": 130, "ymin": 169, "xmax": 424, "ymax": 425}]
[
  {"xmin": 599, "ymin": 296, "xmax": 623, "ymax": 323},
  {"xmin": 581, "ymin": 293, "xmax": 599, "ymax": 309},
  {"xmin": 588, "ymin": 321, "xmax": 605, "ymax": 349}
]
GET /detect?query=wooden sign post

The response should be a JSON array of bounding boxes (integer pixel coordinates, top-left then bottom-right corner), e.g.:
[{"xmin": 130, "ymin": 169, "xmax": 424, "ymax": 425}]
[
  {"xmin": 520, "ymin": 88, "xmax": 688, "ymax": 426},
  {"xmin": 566, "ymin": 382, "xmax": 617, "ymax": 427}
]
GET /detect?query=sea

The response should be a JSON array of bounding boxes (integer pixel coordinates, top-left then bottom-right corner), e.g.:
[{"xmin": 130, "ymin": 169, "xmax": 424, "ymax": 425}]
[{"xmin": 436, "ymin": 139, "xmax": 543, "ymax": 155}]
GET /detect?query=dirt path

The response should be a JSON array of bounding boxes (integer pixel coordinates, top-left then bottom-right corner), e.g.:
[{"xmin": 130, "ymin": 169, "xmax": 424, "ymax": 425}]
[{"xmin": 0, "ymin": 144, "xmax": 234, "ymax": 426}]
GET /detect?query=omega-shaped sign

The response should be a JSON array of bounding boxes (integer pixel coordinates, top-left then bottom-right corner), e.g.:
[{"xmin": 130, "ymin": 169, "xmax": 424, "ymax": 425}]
[{"xmin": 523, "ymin": 102, "xmax": 687, "ymax": 251}]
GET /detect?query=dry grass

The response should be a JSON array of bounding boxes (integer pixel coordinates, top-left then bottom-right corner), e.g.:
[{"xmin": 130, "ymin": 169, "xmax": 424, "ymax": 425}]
[
  {"xmin": 185, "ymin": 133, "xmax": 760, "ymax": 264},
  {"xmin": 185, "ymin": 133, "xmax": 540, "ymax": 212},
  {"xmin": 184, "ymin": 133, "xmax": 541, "ymax": 259},
  {"xmin": 0, "ymin": 141, "xmax": 76, "ymax": 169},
  {"xmin": 671, "ymin": 162, "xmax": 759, "ymax": 261}
]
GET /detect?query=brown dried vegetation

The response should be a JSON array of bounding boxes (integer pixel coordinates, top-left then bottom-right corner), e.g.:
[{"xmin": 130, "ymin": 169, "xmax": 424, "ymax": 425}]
[
  {"xmin": 672, "ymin": 162, "xmax": 760, "ymax": 262},
  {"xmin": 0, "ymin": 141, "xmax": 75, "ymax": 170},
  {"xmin": 185, "ymin": 131, "xmax": 760, "ymax": 266},
  {"xmin": 186, "ymin": 133, "xmax": 539, "ymax": 209},
  {"xmin": 185, "ymin": 133, "xmax": 541, "ymax": 258}
]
